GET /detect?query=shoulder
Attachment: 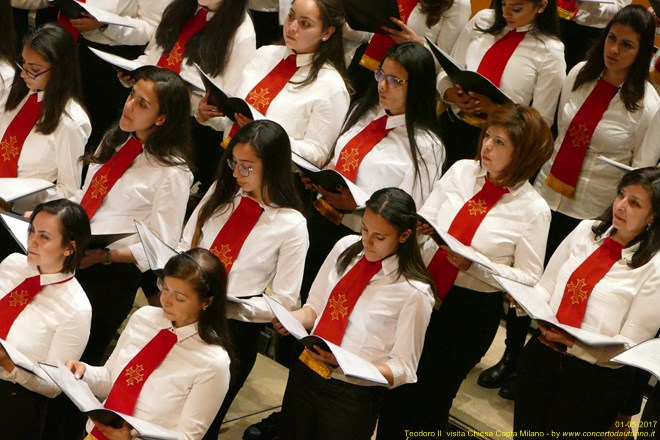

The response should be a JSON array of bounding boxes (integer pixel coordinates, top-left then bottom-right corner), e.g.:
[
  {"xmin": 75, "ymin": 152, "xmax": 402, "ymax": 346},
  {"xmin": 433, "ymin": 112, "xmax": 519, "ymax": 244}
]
[
  {"xmin": 273, "ymin": 207, "xmax": 307, "ymax": 227},
  {"xmin": 1, "ymin": 253, "xmax": 28, "ymax": 269},
  {"xmin": 470, "ymin": 8, "xmax": 495, "ymax": 28},
  {"xmin": 60, "ymin": 99, "xmax": 91, "ymax": 128},
  {"xmin": 130, "ymin": 305, "xmax": 165, "ymax": 325},
  {"xmin": 333, "ymin": 235, "xmax": 361, "ymax": 253},
  {"xmin": 449, "ymin": 159, "xmax": 480, "ymax": 177},
  {"xmin": 640, "ymin": 83, "xmax": 660, "ymax": 110},
  {"xmin": 64, "ymin": 278, "xmax": 92, "ymax": 312},
  {"xmin": 449, "ymin": 0, "xmax": 472, "ymax": 15}
]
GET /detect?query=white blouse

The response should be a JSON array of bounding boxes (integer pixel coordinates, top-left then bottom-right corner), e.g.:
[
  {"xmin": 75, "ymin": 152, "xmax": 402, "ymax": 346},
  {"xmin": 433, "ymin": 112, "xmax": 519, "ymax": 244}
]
[
  {"xmin": 418, "ymin": 160, "xmax": 551, "ymax": 292},
  {"xmin": 436, "ymin": 9, "xmax": 566, "ymax": 127},
  {"xmin": 0, "ymin": 60, "xmax": 13, "ymax": 110},
  {"xmin": 305, "ymin": 235, "xmax": 434, "ymax": 388},
  {"xmin": 0, "ymin": 91, "xmax": 91, "ymax": 214},
  {"xmin": 82, "ymin": 306, "xmax": 230, "ymax": 440},
  {"xmin": 0, "ymin": 253, "xmax": 91, "ymax": 398},
  {"xmin": 536, "ymin": 220, "xmax": 660, "ymax": 366},
  {"xmin": 572, "ymin": 0, "xmax": 631, "ymax": 29},
  {"xmin": 179, "ymin": 188, "xmax": 309, "ymax": 323},
  {"xmin": 534, "ymin": 62, "xmax": 660, "ymax": 220}
]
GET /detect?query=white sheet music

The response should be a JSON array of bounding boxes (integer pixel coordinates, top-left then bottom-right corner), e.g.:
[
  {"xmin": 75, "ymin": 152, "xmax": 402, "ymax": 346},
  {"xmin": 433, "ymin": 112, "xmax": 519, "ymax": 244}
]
[
  {"xmin": 77, "ymin": 2, "xmax": 138, "ymax": 28},
  {"xmin": 0, "ymin": 178, "xmax": 54, "ymax": 202},
  {"xmin": 1, "ymin": 213, "xmax": 29, "ymax": 252},
  {"xmin": 611, "ymin": 339, "xmax": 660, "ymax": 378},
  {"xmin": 134, "ymin": 220, "xmax": 178, "ymax": 272}
]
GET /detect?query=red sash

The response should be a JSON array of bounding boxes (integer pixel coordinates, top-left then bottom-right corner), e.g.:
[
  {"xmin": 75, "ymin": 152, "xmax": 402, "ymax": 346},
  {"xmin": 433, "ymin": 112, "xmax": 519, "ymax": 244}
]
[
  {"xmin": 313, "ymin": 256, "xmax": 382, "ymax": 345},
  {"xmin": 208, "ymin": 196, "xmax": 263, "ymax": 273},
  {"xmin": 57, "ymin": 0, "xmax": 86, "ymax": 40},
  {"xmin": 80, "ymin": 137, "xmax": 142, "ymax": 220},
  {"xmin": 556, "ymin": 0, "xmax": 579, "ymax": 20},
  {"xmin": 359, "ymin": 0, "xmax": 419, "ymax": 71},
  {"xmin": 90, "ymin": 328, "xmax": 177, "ymax": 440},
  {"xmin": 476, "ymin": 30, "xmax": 527, "ymax": 88},
  {"xmin": 427, "ymin": 178, "xmax": 509, "ymax": 300},
  {"xmin": 555, "ymin": 237, "xmax": 622, "ymax": 327},
  {"xmin": 335, "ymin": 115, "xmax": 391, "ymax": 182},
  {"xmin": 0, "ymin": 94, "xmax": 43, "ymax": 177},
  {"xmin": 156, "ymin": 8, "xmax": 208, "ymax": 73},
  {"xmin": 545, "ymin": 79, "xmax": 618, "ymax": 198},
  {"xmin": 221, "ymin": 54, "xmax": 298, "ymax": 148}
]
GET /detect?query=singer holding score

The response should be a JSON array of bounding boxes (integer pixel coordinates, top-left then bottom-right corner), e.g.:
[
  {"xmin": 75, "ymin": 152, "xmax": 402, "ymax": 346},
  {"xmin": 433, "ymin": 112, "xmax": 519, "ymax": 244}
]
[
  {"xmin": 0, "ymin": 199, "xmax": 91, "ymax": 439},
  {"xmin": 514, "ymin": 167, "xmax": 660, "ymax": 433}
]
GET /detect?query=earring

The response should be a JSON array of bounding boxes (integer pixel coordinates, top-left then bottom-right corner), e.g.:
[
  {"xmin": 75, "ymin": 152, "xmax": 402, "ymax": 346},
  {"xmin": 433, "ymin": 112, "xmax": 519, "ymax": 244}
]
[{"xmin": 322, "ymin": 37, "xmax": 328, "ymax": 41}]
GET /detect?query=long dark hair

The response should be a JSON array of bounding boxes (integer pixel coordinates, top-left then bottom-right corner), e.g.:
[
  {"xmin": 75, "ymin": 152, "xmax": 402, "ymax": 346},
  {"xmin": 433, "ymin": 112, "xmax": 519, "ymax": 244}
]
[
  {"xmin": 420, "ymin": 0, "xmax": 455, "ymax": 27},
  {"xmin": 191, "ymin": 120, "xmax": 304, "ymax": 247},
  {"xmin": 84, "ymin": 66, "xmax": 192, "ymax": 167},
  {"xmin": 478, "ymin": 0, "xmax": 560, "ymax": 39},
  {"xmin": 337, "ymin": 187, "xmax": 437, "ymax": 295},
  {"xmin": 286, "ymin": 0, "xmax": 348, "ymax": 88},
  {"xmin": 0, "ymin": 0, "xmax": 15, "ymax": 66},
  {"xmin": 592, "ymin": 167, "xmax": 660, "ymax": 268},
  {"xmin": 29, "ymin": 199, "xmax": 91, "ymax": 273},
  {"xmin": 341, "ymin": 43, "xmax": 441, "ymax": 196},
  {"xmin": 6, "ymin": 24, "xmax": 84, "ymax": 135},
  {"xmin": 163, "ymin": 248, "xmax": 232, "ymax": 350},
  {"xmin": 155, "ymin": 0, "xmax": 249, "ymax": 77},
  {"xmin": 574, "ymin": 5, "xmax": 655, "ymax": 112}
]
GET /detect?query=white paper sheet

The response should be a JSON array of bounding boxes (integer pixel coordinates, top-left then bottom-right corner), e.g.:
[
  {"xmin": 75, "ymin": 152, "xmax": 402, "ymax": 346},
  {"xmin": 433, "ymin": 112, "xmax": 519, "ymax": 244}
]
[
  {"xmin": 611, "ymin": 338, "xmax": 660, "ymax": 378},
  {"xmin": 1, "ymin": 213, "xmax": 29, "ymax": 252},
  {"xmin": 596, "ymin": 155, "xmax": 635, "ymax": 172},
  {"xmin": 0, "ymin": 178, "xmax": 54, "ymax": 202},
  {"xmin": 77, "ymin": 2, "xmax": 138, "ymax": 28}
]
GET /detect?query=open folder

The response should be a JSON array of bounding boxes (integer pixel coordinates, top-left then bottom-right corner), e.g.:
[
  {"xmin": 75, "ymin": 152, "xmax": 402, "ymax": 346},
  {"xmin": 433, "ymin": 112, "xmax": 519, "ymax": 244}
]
[
  {"xmin": 611, "ymin": 339, "xmax": 660, "ymax": 378},
  {"xmin": 342, "ymin": 0, "xmax": 401, "ymax": 33},
  {"xmin": 47, "ymin": 0, "xmax": 137, "ymax": 28},
  {"xmin": 492, "ymin": 274, "xmax": 629, "ymax": 347},
  {"xmin": 0, "ymin": 178, "xmax": 54, "ymax": 203},
  {"xmin": 1, "ymin": 212, "xmax": 29, "ymax": 254},
  {"xmin": 40, "ymin": 361, "xmax": 177, "ymax": 440},
  {"xmin": 263, "ymin": 295, "xmax": 388, "ymax": 385},
  {"xmin": 291, "ymin": 152, "xmax": 370, "ymax": 208},
  {"xmin": 0, "ymin": 339, "xmax": 54, "ymax": 384},
  {"xmin": 193, "ymin": 64, "xmax": 254, "ymax": 123},
  {"xmin": 426, "ymin": 37, "xmax": 512, "ymax": 106}
]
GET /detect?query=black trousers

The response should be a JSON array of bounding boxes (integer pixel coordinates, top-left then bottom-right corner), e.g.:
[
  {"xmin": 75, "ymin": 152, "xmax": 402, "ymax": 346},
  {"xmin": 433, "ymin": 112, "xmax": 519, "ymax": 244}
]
[
  {"xmin": 559, "ymin": 19, "xmax": 605, "ymax": 73},
  {"xmin": 437, "ymin": 108, "xmax": 482, "ymax": 171},
  {"xmin": 377, "ymin": 287, "xmax": 504, "ymax": 439},
  {"xmin": 202, "ymin": 319, "xmax": 264, "ymax": 440},
  {"xmin": 0, "ymin": 380, "xmax": 48, "ymax": 440},
  {"xmin": 280, "ymin": 359, "xmax": 386, "ymax": 440},
  {"xmin": 514, "ymin": 337, "xmax": 634, "ymax": 436}
]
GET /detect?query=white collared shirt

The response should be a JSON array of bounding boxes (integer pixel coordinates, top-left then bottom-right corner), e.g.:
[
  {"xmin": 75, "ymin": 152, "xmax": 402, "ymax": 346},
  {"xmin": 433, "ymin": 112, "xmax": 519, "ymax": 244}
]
[
  {"xmin": 436, "ymin": 9, "xmax": 566, "ymax": 127},
  {"xmin": 70, "ymin": 141, "xmax": 193, "ymax": 272},
  {"xmin": 536, "ymin": 220, "xmax": 660, "ymax": 366},
  {"xmin": 137, "ymin": 7, "xmax": 257, "ymax": 110},
  {"xmin": 82, "ymin": 306, "xmax": 230, "ymax": 440},
  {"xmin": 637, "ymin": 109, "xmax": 660, "ymax": 166},
  {"xmin": 179, "ymin": 188, "xmax": 309, "ymax": 323},
  {"xmin": 304, "ymin": 235, "xmax": 434, "ymax": 388},
  {"xmin": 418, "ymin": 160, "xmax": 551, "ymax": 292},
  {"xmin": 0, "ymin": 60, "xmax": 13, "ymax": 110},
  {"xmin": 202, "ymin": 45, "xmax": 350, "ymax": 168},
  {"xmin": 0, "ymin": 253, "xmax": 91, "ymax": 398},
  {"xmin": 534, "ymin": 62, "xmax": 660, "ymax": 220},
  {"xmin": 1, "ymin": 91, "xmax": 90, "ymax": 214},
  {"xmin": 79, "ymin": 0, "xmax": 171, "ymax": 46},
  {"xmin": 572, "ymin": 0, "xmax": 631, "ymax": 29}
]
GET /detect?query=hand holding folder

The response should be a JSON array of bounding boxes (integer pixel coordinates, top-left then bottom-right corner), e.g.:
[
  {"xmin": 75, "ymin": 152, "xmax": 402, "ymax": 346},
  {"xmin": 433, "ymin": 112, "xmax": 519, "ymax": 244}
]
[
  {"xmin": 47, "ymin": 0, "xmax": 138, "ymax": 28},
  {"xmin": 193, "ymin": 64, "xmax": 255, "ymax": 123},
  {"xmin": 342, "ymin": 0, "xmax": 402, "ymax": 34}
]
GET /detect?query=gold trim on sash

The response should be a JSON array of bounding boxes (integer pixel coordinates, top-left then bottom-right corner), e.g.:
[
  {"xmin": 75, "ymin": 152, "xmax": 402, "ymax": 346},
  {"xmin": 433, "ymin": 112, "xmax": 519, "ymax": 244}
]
[
  {"xmin": 359, "ymin": 54, "xmax": 380, "ymax": 72},
  {"xmin": 313, "ymin": 197, "xmax": 343, "ymax": 225},
  {"xmin": 545, "ymin": 173, "xmax": 576, "ymax": 198},
  {"xmin": 84, "ymin": 434, "xmax": 99, "ymax": 440},
  {"xmin": 557, "ymin": 7, "xmax": 576, "ymax": 21},
  {"xmin": 299, "ymin": 350, "xmax": 332, "ymax": 379},
  {"xmin": 457, "ymin": 111, "xmax": 486, "ymax": 128}
]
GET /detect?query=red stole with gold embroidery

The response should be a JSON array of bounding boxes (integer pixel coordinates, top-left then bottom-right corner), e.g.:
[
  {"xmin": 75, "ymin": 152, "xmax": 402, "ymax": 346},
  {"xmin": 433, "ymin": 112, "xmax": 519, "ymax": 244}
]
[
  {"xmin": 208, "ymin": 196, "xmax": 263, "ymax": 273},
  {"xmin": 555, "ymin": 237, "xmax": 622, "ymax": 327},
  {"xmin": 221, "ymin": 54, "xmax": 298, "ymax": 148},
  {"xmin": 313, "ymin": 256, "xmax": 382, "ymax": 345},
  {"xmin": 79, "ymin": 137, "xmax": 142, "ymax": 220},
  {"xmin": 90, "ymin": 328, "xmax": 177, "ymax": 440},
  {"xmin": 359, "ymin": 0, "xmax": 419, "ymax": 71},
  {"xmin": 56, "ymin": 0, "xmax": 86, "ymax": 40},
  {"xmin": 476, "ymin": 29, "xmax": 527, "ymax": 88},
  {"xmin": 0, "ymin": 94, "xmax": 43, "ymax": 177},
  {"xmin": 0, "ymin": 275, "xmax": 41, "ymax": 339},
  {"xmin": 427, "ymin": 178, "xmax": 509, "ymax": 301},
  {"xmin": 335, "ymin": 115, "xmax": 391, "ymax": 182},
  {"xmin": 545, "ymin": 79, "xmax": 618, "ymax": 198},
  {"xmin": 156, "ymin": 8, "xmax": 208, "ymax": 73}
]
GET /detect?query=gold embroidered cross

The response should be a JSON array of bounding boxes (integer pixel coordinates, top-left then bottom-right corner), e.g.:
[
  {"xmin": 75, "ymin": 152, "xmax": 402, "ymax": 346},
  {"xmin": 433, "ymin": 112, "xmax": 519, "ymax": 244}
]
[
  {"xmin": 340, "ymin": 147, "xmax": 360, "ymax": 173},
  {"xmin": 8, "ymin": 290, "xmax": 29, "ymax": 307},
  {"xmin": 248, "ymin": 88, "xmax": 271, "ymax": 112},
  {"xmin": 567, "ymin": 278, "xmax": 589, "ymax": 304},
  {"xmin": 90, "ymin": 175, "xmax": 109, "ymax": 199},
  {"xmin": 467, "ymin": 199, "xmax": 488, "ymax": 216},
  {"xmin": 329, "ymin": 294, "xmax": 348, "ymax": 320},
  {"xmin": 1, "ymin": 136, "xmax": 19, "ymax": 162},
  {"xmin": 167, "ymin": 42, "xmax": 184, "ymax": 67},
  {"xmin": 569, "ymin": 123, "xmax": 589, "ymax": 149},
  {"xmin": 125, "ymin": 364, "xmax": 145, "ymax": 386},
  {"xmin": 211, "ymin": 244, "xmax": 233, "ymax": 268}
]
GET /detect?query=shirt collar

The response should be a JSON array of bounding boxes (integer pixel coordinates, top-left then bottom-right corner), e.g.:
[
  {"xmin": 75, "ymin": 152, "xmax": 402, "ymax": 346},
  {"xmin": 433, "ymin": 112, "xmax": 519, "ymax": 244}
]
[
  {"xmin": 475, "ymin": 164, "xmax": 525, "ymax": 196},
  {"xmin": 236, "ymin": 191, "xmax": 278, "ymax": 221},
  {"xmin": 599, "ymin": 225, "xmax": 640, "ymax": 260},
  {"xmin": 155, "ymin": 309, "xmax": 199, "ymax": 343},
  {"xmin": 356, "ymin": 248, "xmax": 400, "ymax": 277},
  {"xmin": 39, "ymin": 270, "xmax": 75, "ymax": 286},
  {"xmin": 375, "ymin": 108, "xmax": 406, "ymax": 130},
  {"xmin": 504, "ymin": 23, "xmax": 534, "ymax": 33},
  {"xmin": 285, "ymin": 48, "xmax": 314, "ymax": 67}
]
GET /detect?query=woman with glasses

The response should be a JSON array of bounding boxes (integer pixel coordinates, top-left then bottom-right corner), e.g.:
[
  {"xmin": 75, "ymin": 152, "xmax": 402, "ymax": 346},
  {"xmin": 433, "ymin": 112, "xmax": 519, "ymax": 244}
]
[
  {"xmin": 0, "ymin": 24, "xmax": 90, "ymax": 213},
  {"xmin": 196, "ymin": 0, "xmax": 349, "ymax": 169},
  {"xmin": 0, "ymin": 0, "xmax": 15, "ymax": 108},
  {"xmin": 177, "ymin": 119, "xmax": 308, "ymax": 439},
  {"xmin": 64, "ymin": 249, "xmax": 231, "ymax": 440},
  {"xmin": 301, "ymin": 42, "xmax": 443, "ymax": 308},
  {"xmin": 437, "ymin": 0, "xmax": 565, "ymax": 168}
]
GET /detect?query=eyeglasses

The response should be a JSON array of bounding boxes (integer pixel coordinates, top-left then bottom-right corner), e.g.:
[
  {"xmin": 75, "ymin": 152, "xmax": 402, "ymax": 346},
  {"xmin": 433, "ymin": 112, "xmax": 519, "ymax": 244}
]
[
  {"xmin": 15, "ymin": 57, "xmax": 52, "ymax": 80},
  {"xmin": 374, "ymin": 68, "xmax": 408, "ymax": 88},
  {"xmin": 227, "ymin": 158, "xmax": 254, "ymax": 177}
]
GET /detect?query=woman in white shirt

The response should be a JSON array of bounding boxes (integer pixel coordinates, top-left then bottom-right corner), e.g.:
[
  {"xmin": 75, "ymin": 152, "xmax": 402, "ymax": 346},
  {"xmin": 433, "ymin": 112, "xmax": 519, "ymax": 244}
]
[
  {"xmin": 66, "ymin": 249, "xmax": 231, "ymax": 440},
  {"xmin": 515, "ymin": 167, "xmax": 660, "ymax": 434},
  {"xmin": 0, "ymin": 199, "xmax": 91, "ymax": 439},
  {"xmin": 277, "ymin": 187, "xmax": 435, "ymax": 440},
  {"xmin": 0, "ymin": 0, "xmax": 15, "ymax": 109},
  {"xmin": 377, "ymin": 104, "xmax": 554, "ymax": 438},
  {"xmin": 197, "ymin": 0, "xmax": 350, "ymax": 169},
  {"xmin": 437, "ymin": 0, "xmax": 565, "ymax": 168},
  {"xmin": 177, "ymin": 120, "xmax": 308, "ymax": 439},
  {"xmin": 1, "ymin": 24, "xmax": 90, "ymax": 214}
]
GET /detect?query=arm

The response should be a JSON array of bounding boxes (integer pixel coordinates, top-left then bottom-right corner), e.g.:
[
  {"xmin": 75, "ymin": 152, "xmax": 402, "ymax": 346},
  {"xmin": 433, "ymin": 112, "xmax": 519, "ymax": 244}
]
[
  {"xmin": 51, "ymin": 114, "xmax": 89, "ymax": 200},
  {"xmin": 432, "ymin": 0, "xmax": 471, "ymax": 54},
  {"xmin": 418, "ymin": 162, "xmax": 457, "ymax": 221},
  {"xmin": 631, "ymin": 97, "xmax": 660, "ymax": 168},
  {"xmin": 99, "ymin": 0, "xmax": 169, "ymax": 46},
  {"xmin": 209, "ymin": 18, "xmax": 257, "ymax": 95},
  {"xmin": 398, "ymin": 131, "xmax": 444, "ymax": 209},
  {"xmin": 531, "ymin": 39, "xmax": 567, "ymax": 127}
]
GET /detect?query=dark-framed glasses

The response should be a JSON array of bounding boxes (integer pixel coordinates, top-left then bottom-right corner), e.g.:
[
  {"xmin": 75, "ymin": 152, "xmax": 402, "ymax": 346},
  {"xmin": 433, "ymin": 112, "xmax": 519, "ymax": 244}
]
[
  {"xmin": 227, "ymin": 158, "xmax": 253, "ymax": 177},
  {"xmin": 374, "ymin": 68, "xmax": 408, "ymax": 88},
  {"xmin": 15, "ymin": 56, "xmax": 52, "ymax": 80}
]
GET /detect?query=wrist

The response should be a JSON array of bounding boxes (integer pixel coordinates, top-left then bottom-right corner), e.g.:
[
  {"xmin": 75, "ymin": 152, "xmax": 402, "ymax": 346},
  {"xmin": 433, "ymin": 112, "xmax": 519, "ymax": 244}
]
[{"xmin": 102, "ymin": 248, "xmax": 112, "ymax": 265}]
